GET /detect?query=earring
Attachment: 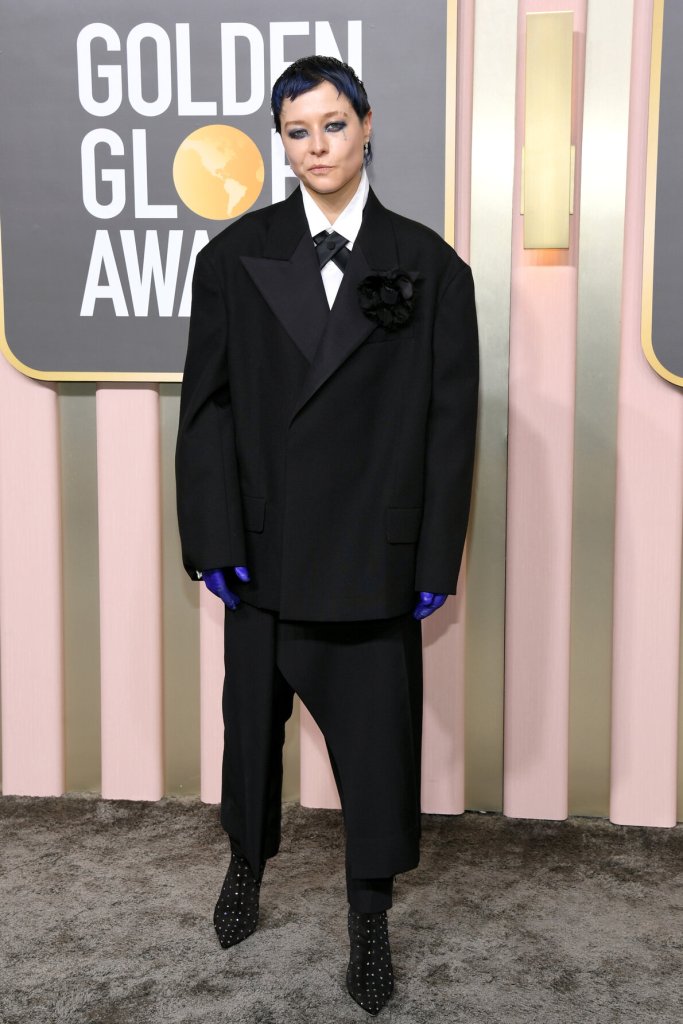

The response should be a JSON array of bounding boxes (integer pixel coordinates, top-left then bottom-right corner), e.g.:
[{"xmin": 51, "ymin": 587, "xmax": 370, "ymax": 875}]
[{"xmin": 364, "ymin": 141, "xmax": 369, "ymax": 156}]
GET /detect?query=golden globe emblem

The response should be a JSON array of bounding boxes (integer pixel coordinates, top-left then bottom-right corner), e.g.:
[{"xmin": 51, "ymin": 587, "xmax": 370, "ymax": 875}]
[{"xmin": 173, "ymin": 125, "xmax": 265, "ymax": 220}]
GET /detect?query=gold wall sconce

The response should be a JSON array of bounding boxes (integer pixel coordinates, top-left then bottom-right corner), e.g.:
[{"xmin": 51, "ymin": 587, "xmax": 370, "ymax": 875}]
[{"xmin": 521, "ymin": 11, "xmax": 575, "ymax": 249}]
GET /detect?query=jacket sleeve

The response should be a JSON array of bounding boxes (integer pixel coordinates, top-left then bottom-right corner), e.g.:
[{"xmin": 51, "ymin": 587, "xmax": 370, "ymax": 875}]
[
  {"xmin": 415, "ymin": 262, "xmax": 479, "ymax": 594},
  {"xmin": 175, "ymin": 250, "xmax": 246, "ymax": 582}
]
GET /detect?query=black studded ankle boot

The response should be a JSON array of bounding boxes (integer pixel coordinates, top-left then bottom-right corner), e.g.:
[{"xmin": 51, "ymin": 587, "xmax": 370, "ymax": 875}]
[
  {"xmin": 346, "ymin": 907, "xmax": 395, "ymax": 1015},
  {"xmin": 213, "ymin": 850, "xmax": 266, "ymax": 949}
]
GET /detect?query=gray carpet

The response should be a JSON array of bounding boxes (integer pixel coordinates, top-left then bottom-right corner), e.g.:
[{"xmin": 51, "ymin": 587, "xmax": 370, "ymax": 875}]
[{"xmin": 0, "ymin": 795, "xmax": 681, "ymax": 1023}]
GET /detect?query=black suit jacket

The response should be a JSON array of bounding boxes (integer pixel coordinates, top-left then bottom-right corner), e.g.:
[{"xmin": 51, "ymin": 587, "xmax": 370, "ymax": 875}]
[{"xmin": 175, "ymin": 185, "xmax": 479, "ymax": 620}]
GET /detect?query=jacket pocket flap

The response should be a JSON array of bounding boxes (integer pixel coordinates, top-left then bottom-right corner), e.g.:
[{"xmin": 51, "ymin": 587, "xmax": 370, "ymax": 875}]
[
  {"xmin": 242, "ymin": 495, "xmax": 266, "ymax": 533},
  {"xmin": 386, "ymin": 506, "xmax": 423, "ymax": 543}
]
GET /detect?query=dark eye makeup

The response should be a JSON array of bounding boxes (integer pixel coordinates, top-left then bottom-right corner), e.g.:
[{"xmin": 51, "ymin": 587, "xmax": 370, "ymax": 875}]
[{"xmin": 287, "ymin": 121, "xmax": 347, "ymax": 140}]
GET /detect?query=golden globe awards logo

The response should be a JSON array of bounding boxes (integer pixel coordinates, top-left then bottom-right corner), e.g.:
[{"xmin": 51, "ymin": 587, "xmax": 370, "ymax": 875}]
[
  {"xmin": 77, "ymin": 20, "xmax": 361, "ymax": 320},
  {"xmin": 0, "ymin": 2, "xmax": 452, "ymax": 379}
]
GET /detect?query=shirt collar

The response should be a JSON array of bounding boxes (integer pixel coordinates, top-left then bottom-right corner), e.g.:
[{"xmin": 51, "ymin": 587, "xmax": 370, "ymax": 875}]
[{"xmin": 299, "ymin": 166, "xmax": 369, "ymax": 247}]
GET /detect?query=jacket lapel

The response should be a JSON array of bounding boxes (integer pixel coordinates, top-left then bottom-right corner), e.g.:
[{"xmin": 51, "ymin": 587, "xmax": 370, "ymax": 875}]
[
  {"xmin": 240, "ymin": 188, "xmax": 329, "ymax": 365},
  {"xmin": 289, "ymin": 188, "xmax": 400, "ymax": 423},
  {"xmin": 240, "ymin": 185, "xmax": 402, "ymax": 422}
]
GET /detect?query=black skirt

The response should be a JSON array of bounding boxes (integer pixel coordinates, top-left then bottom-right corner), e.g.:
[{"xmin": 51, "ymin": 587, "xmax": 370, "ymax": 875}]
[{"xmin": 220, "ymin": 600, "xmax": 424, "ymax": 882}]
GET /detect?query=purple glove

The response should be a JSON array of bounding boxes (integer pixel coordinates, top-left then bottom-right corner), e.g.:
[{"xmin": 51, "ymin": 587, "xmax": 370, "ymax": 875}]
[
  {"xmin": 201, "ymin": 566, "xmax": 250, "ymax": 610},
  {"xmin": 413, "ymin": 591, "xmax": 448, "ymax": 620}
]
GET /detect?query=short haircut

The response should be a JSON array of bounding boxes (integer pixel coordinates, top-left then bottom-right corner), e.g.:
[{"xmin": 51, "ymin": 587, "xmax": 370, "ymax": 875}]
[{"xmin": 271, "ymin": 55, "xmax": 373, "ymax": 164}]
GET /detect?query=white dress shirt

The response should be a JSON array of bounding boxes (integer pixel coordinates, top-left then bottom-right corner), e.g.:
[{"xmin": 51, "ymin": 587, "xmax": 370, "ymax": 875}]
[{"xmin": 299, "ymin": 166, "xmax": 370, "ymax": 308}]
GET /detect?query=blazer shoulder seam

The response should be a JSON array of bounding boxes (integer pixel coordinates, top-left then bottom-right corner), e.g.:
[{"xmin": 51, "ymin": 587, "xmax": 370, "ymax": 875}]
[{"xmin": 437, "ymin": 261, "xmax": 472, "ymax": 302}]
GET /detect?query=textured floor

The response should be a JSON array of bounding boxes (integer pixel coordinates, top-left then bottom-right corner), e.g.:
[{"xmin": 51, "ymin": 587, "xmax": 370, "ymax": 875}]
[{"xmin": 0, "ymin": 795, "xmax": 681, "ymax": 1023}]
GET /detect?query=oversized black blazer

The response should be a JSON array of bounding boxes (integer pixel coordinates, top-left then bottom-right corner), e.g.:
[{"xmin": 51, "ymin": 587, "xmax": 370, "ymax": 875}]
[{"xmin": 175, "ymin": 185, "xmax": 479, "ymax": 621}]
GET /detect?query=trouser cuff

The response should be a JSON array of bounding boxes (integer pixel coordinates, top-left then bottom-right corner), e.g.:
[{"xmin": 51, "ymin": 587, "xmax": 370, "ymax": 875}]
[{"xmin": 346, "ymin": 866, "xmax": 394, "ymax": 912}]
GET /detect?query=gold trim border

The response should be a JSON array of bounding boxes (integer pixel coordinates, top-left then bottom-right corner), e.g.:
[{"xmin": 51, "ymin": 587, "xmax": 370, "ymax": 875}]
[
  {"xmin": 0, "ymin": 220, "xmax": 182, "ymax": 381},
  {"xmin": 1, "ymin": 6, "xmax": 459, "ymax": 383},
  {"xmin": 641, "ymin": 0, "xmax": 683, "ymax": 386}
]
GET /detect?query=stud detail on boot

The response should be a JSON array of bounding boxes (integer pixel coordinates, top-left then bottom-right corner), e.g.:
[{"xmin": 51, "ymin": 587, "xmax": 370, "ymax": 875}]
[
  {"xmin": 213, "ymin": 851, "xmax": 266, "ymax": 949},
  {"xmin": 346, "ymin": 907, "xmax": 395, "ymax": 1015}
]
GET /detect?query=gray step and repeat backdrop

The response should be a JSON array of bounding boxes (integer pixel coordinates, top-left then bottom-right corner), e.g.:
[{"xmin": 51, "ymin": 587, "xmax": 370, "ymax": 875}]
[{"xmin": 0, "ymin": 1, "xmax": 451, "ymax": 380}]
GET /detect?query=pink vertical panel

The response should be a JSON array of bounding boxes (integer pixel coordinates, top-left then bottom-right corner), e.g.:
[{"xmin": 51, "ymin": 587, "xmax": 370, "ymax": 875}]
[
  {"xmin": 421, "ymin": 0, "xmax": 475, "ymax": 815},
  {"xmin": 300, "ymin": 704, "xmax": 340, "ymax": 809},
  {"xmin": 199, "ymin": 586, "xmax": 224, "ymax": 804},
  {"xmin": 97, "ymin": 385, "xmax": 163, "ymax": 800},
  {"xmin": 504, "ymin": 0, "xmax": 586, "ymax": 820},
  {"xmin": 611, "ymin": 0, "xmax": 682, "ymax": 828},
  {"xmin": 0, "ymin": 356, "xmax": 64, "ymax": 795}
]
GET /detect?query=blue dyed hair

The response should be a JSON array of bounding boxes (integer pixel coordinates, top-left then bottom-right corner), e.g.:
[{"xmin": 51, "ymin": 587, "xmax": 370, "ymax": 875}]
[{"xmin": 271, "ymin": 55, "xmax": 372, "ymax": 164}]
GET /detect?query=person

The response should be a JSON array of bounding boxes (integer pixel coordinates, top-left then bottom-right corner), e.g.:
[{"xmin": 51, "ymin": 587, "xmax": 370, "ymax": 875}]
[{"xmin": 175, "ymin": 55, "xmax": 479, "ymax": 1016}]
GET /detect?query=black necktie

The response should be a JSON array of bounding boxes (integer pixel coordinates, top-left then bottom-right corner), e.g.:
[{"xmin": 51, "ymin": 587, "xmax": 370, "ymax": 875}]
[{"xmin": 312, "ymin": 229, "xmax": 350, "ymax": 272}]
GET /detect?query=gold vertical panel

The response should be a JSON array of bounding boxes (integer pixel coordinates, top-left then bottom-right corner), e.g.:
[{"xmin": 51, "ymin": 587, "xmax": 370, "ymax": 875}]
[
  {"xmin": 568, "ymin": 0, "xmax": 634, "ymax": 817},
  {"xmin": 524, "ymin": 11, "xmax": 574, "ymax": 248},
  {"xmin": 59, "ymin": 383, "xmax": 101, "ymax": 793},
  {"xmin": 465, "ymin": 0, "xmax": 517, "ymax": 812},
  {"xmin": 160, "ymin": 385, "xmax": 201, "ymax": 795},
  {"xmin": 444, "ymin": 0, "xmax": 458, "ymax": 246},
  {"xmin": 283, "ymin": 696, "xmax": 301, "ymax": 803}
]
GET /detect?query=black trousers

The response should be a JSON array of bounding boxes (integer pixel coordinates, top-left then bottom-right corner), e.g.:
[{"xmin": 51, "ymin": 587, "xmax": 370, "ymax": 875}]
[{"xmin": 220, "ymin": 601, "xmax": 424, "ymax": 912}]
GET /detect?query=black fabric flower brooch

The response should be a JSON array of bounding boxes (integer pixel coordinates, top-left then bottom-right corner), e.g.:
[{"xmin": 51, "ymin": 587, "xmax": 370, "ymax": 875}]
[{"xmin": 358, "ymin": 268, "xmax": 420, "ymax": 331}]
